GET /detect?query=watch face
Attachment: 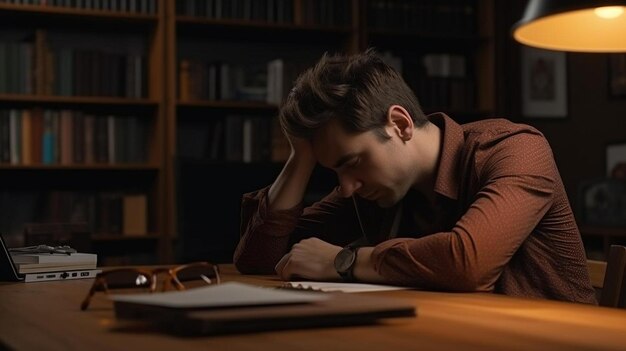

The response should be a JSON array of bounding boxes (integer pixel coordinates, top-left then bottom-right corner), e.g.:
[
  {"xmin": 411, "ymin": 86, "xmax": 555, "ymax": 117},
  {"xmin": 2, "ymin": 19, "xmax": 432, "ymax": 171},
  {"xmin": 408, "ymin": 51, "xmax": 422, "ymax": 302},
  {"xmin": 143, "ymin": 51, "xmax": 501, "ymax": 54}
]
[{"xmin": 334, "ymin": 248, "xmax": 356, "ymax": 272}]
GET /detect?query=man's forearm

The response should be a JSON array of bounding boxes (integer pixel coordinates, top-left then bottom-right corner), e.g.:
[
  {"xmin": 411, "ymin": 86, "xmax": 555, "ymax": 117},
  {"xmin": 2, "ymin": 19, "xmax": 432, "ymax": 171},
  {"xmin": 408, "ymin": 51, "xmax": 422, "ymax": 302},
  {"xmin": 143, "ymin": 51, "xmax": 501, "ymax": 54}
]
[
  {"xmin": 353, "ymin": 247, "xmax": 389, "ymax": 284},
  {"xmin": 268, "ymin": 153, "xmax": 316, "ymax": 210}
]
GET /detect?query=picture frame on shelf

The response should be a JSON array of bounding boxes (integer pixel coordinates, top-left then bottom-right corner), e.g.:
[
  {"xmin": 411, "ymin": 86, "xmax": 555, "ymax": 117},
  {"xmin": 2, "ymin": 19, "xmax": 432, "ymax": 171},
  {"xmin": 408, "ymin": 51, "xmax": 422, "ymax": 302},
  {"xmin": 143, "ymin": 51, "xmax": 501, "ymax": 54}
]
[
  {"xmin": 606, "ymin": 141, "xmax": 626, "ymax": 177},
  {"xmin": 608, "ymin": 54, "xmax": 626, "ymax": 98},
  {"xmin": 520, "ymin": 46, "xmax": 568, "ymax": 119},
  {"xmin": 577, "ymin": 178, "xmax": 626, "ymax": 227}
]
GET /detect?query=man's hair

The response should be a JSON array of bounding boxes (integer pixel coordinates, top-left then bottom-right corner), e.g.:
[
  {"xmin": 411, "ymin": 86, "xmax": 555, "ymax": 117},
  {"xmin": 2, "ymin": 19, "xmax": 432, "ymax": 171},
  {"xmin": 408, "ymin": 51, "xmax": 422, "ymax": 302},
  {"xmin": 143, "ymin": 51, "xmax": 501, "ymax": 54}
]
[{"xmin": 279, "ymin": 48, "xmax": 427, "ymax": 141}]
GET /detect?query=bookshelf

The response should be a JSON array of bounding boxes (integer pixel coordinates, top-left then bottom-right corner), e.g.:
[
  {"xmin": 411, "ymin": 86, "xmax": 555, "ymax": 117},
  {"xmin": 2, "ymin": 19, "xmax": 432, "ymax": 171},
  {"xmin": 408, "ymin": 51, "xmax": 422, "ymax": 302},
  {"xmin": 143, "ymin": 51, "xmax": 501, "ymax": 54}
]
[
  {"xmin": 0, "ymin": 0, "xmax": 166, "ymax": 266},
  {"xmin": 164, "ymin": 0, "xmax": 356, "ymax": 263},
  {"xmin": 361, "ymin": 0, "xmax": 495, "ymax": 124},
  {"xmin": 1, "ymin": 0, "xmax": 497, "ymax": 265}
]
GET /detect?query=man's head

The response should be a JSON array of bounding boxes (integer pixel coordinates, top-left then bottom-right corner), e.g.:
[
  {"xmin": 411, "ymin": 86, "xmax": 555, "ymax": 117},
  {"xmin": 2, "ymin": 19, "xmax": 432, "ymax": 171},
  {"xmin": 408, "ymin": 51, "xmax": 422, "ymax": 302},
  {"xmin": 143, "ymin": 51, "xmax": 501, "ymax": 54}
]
[
  {"xmin": 280, "ymin": 49, "xmax": 438, "ymax": 207},
  {"xmin": 280, "ymin": 48, "xmax": 427, "ymax": 140}
]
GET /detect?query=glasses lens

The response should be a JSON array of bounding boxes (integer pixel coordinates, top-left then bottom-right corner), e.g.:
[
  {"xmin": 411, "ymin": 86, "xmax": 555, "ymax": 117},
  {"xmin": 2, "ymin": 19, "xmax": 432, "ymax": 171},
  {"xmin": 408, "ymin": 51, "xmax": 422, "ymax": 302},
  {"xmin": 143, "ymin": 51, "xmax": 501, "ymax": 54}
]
[
  {"xmin": 97, "ymin": 270, "xmax": 152, "ymax": 291},
  {"xmin": 174, "ymin": 264, "xmax": 219, "ymax": 287}
]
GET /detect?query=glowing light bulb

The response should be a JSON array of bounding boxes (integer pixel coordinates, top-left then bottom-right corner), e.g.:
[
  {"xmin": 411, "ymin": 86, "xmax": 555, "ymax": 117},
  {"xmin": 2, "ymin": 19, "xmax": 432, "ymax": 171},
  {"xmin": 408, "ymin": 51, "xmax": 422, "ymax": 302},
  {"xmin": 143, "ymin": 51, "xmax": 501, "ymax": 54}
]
[{"xmin": 594, "ymin": 6, "xmax": 624, "ymax": 19}]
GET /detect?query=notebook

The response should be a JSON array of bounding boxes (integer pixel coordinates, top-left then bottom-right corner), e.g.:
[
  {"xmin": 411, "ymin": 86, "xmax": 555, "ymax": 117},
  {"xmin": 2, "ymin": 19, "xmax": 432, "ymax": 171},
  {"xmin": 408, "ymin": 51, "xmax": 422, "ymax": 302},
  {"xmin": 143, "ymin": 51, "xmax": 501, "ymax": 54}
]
[{"xmin": 0, "ymin": 234, "xmax": 100, "ymax": 283}]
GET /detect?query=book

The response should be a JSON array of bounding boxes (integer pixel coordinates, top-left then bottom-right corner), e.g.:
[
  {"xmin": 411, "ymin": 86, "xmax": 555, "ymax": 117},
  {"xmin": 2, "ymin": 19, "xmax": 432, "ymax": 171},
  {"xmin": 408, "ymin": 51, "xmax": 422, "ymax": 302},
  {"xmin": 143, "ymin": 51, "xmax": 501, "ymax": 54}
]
[
  {"xmin": 10, "ymin": 252, "xmax": 97, "ymax": 265},
  {"xmin": 21, "ymin": 109, "xmax": 32, "ymax": 165},
  {"xmin": 123, "ymin": 194, "xmax": 147, "ymax": 236},
  {"xmin": 17, "ymin": 262, "xmax": 97, "ymax": 274}
]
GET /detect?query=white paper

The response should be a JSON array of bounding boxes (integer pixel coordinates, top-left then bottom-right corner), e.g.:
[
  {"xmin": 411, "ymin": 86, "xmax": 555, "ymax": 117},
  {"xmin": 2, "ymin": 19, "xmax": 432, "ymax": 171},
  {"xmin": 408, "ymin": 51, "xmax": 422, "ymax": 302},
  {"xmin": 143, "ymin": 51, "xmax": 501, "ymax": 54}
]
[
  {"xmin": 285, "ymin": 281, "xmax": 409, "ymax": 293},
  {"xmin": 109, "ymin": 282, "xmax": 329, "ymax": 308}
]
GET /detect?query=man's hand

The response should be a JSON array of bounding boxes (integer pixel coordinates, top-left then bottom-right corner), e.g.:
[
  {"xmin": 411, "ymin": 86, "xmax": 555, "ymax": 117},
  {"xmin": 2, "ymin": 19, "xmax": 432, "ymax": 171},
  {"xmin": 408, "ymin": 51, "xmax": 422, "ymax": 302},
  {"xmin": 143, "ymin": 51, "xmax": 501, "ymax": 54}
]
[
  {"xmin": 285, "ymin": 133, "xmax": 316, "ymax": 166},
  {"xmin": 268, "ymin": 133, "xmax": 316, "ymax": 211},
  {"xmin": 275, "ymin": 238, "xmax": 342, "ymax": 281}
]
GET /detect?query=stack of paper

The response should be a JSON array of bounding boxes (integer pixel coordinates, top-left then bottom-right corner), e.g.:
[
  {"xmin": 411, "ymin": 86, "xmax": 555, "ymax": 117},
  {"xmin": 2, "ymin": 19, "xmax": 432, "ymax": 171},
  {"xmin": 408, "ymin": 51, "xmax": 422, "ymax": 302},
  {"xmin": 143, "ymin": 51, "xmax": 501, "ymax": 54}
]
[
  {"xmin": 282, "ymin": 281, "xmax": 409, "ymax": 293},
  {"xmin": 10, "ymin": 253, "xmax": 97, "ymax": 274}
]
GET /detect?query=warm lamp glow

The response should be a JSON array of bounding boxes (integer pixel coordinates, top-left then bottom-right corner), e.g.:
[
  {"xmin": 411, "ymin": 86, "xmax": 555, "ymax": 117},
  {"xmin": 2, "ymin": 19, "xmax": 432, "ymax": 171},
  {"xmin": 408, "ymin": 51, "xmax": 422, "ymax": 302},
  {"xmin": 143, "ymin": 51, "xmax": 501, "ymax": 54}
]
[
  {"xmin": 594, "ymin": 6, "xmax": 624, "ymax": 19},
  {"xmin": 513, "ymin": 1, "xmax": 626, "ymax": 53}
]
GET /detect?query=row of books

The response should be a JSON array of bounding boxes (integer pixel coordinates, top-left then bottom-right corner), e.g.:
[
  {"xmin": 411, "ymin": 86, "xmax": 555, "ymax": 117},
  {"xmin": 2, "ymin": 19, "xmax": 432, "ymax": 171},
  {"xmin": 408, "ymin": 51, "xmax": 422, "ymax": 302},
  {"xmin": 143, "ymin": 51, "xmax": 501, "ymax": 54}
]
[
  {"xmin": 379, "ymin": 52, "xmax": 475, "ymax": 111},
  {"xmin": 367, "ymin": 0, "xmax": 476, "ymax": 35},
  {"xmin": 178, "ymin": 58, "xmax": 303, "ymax": 105},
  {"xmin": 0, "ymin": 0, "xmax": 158, "ymax": 14},
  {"xmin": 176, "ymin": 0, "xmax": 294, "ymax": 24},
  {"xmin": 0, "ymin": 191, "xmax": 149, "ymax": 239},
  {"xmin": 177, "ymin": 114, "xmax": 289, "ymax": 163},
  {"xmin": 176, "ymin": 0, "xmax": 351, "ymax": 27},
  {"xmin": 419, "ymin": 54, "xmax": 474, "ymax": 110},
  {"xmin": 267, "ymin": 58, "xmax": 306, "ymax": 105},
  {"xmin": 179, "ymin": 60, "xmax": 267, "ymax": 102},
  {"xmin": 0, "ymin": 108, "xmax": 149, "ymax": 165},
  {"xmin": 178, "ymin": 59, "xmax": 267, "ymax": 102},
  {"xmin": 411, "ymin": 77, "xmax": 476, "ymax": 112},
  {"xmin": 0, "ymin": 41, "xmax": 34, "ymax": 95},
  {"xmin": 422, "ymin": 54, "xmax": 466, "ymax": 78},
  {"xmin": 0, "ymin": 37, "xmax": 147, "ymax": 97},
  {"xmin": 179, "ymin": 52, "xmax": 471, "ymax": 108},
  {"xmin": 298, "ymin": 0, "xmax": 351, "ymax": 27}
]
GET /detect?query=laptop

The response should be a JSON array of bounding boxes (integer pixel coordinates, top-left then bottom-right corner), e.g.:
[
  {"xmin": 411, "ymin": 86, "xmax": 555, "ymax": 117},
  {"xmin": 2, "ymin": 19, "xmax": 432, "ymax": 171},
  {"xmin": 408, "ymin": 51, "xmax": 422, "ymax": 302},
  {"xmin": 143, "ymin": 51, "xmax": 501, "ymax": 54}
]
[{"xmin": 0, "ymin": 234, "xmax": 101, "ymax": 283}]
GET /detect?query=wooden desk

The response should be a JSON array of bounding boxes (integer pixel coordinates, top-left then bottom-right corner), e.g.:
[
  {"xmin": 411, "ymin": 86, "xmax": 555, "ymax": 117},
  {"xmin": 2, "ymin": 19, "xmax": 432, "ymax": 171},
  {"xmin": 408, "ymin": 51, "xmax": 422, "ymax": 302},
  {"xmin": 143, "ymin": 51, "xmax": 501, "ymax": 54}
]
[{"xmin": 2, "ymin": 265, "xmax": 626, "ymax": 351}]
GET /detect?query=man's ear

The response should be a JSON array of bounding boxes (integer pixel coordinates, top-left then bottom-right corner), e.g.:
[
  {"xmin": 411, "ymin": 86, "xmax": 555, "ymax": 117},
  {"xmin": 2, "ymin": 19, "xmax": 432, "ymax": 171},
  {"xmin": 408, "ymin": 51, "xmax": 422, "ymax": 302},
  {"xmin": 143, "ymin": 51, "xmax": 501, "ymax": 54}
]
[{"xmin": 387, "ymin": 105, "xmax": 414, "ymax": 141}]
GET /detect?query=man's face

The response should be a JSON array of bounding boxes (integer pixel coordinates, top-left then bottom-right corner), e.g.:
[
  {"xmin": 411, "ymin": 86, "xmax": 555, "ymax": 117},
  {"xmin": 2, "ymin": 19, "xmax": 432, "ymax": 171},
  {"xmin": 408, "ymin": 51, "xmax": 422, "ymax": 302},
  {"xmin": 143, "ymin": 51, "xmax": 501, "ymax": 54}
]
[{"xmin": 312, "ymin": 120, "xmax": 416, "ymax": 208}]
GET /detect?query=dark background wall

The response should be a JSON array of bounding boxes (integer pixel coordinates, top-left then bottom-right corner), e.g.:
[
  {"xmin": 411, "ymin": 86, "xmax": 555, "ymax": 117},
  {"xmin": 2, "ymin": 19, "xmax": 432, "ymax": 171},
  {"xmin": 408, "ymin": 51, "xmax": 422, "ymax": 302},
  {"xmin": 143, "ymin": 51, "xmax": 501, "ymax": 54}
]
[{"xmin": 496, "ymin": 0, "xmax": 626, "ymax": 213}]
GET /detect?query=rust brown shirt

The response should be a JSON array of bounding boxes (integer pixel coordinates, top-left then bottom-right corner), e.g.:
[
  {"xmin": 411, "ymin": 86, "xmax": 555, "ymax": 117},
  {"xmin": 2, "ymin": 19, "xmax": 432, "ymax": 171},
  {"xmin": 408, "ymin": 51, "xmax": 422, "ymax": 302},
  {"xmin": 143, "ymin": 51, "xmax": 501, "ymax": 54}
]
[{"xmin": 234, "ymin": 113, "xmax": 597, "ymax": 304}]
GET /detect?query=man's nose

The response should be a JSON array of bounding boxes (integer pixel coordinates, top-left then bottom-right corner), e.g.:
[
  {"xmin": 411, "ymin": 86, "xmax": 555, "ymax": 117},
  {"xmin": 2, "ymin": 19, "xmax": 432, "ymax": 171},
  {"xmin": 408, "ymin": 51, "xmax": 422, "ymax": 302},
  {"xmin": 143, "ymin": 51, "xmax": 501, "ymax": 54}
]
[{"xmin": 337, "ymin": 178, "xmax": 362, "ymax": 198}]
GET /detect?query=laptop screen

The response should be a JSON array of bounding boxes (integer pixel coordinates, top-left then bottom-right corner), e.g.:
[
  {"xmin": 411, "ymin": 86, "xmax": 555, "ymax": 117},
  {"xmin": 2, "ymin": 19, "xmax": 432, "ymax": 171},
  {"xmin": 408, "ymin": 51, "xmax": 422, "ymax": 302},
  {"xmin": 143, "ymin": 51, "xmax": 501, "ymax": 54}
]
[{"xmin": 0, "ymin": 234, "xmax": 23, "ymax": 282}]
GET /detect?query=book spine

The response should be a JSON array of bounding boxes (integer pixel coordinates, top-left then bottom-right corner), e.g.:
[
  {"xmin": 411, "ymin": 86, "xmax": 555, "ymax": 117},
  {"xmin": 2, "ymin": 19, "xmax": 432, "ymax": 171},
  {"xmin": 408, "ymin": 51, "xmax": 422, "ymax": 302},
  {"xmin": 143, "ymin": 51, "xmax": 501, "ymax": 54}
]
[{"xmin": 42, "ymin": 110, "xmax": 55, "ymax": 164}]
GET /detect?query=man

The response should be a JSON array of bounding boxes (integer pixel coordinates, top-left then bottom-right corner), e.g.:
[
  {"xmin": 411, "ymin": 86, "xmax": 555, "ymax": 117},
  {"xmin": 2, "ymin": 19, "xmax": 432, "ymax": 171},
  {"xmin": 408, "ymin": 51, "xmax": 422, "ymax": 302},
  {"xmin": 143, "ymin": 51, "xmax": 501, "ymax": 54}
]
[{"xmin": 233, "ymin": 49, "xmax": 596, "ymax": 304}]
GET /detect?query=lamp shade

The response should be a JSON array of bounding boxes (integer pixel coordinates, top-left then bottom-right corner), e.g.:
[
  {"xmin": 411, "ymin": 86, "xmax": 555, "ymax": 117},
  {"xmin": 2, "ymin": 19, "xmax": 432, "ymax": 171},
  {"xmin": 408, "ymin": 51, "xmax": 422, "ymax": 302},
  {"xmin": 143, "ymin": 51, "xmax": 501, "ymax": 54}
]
[{"xmin": 512, "ymin": 0, "xmax": 626, "ymax": 52}]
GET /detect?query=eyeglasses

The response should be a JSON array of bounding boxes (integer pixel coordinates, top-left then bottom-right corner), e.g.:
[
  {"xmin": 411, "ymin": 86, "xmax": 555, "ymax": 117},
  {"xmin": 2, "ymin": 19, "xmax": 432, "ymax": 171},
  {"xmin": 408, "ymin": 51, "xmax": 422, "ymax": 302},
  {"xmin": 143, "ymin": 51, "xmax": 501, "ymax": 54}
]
[{"xmin": 80, "ymin": 262, "xmax": 220, "ymax": 311}]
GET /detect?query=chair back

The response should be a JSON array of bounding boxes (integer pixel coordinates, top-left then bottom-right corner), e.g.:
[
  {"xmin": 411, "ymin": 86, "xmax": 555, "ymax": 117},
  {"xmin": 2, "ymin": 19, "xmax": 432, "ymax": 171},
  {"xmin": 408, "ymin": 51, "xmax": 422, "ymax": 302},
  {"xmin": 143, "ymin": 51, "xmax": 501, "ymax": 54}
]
[
  {"xmin": 599, "ymin": 245, "xmax": 626, "ymax": 308},
  {"xmin": 587, "ymin": 258, "xmax": 607, "ymax": 303}
]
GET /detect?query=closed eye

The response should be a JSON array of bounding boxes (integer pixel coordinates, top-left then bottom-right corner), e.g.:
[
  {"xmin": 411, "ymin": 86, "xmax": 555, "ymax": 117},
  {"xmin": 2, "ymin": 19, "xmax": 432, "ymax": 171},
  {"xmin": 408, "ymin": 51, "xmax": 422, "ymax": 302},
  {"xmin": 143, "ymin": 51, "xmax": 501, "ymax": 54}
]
[
  {"xmin": 347, "ymin": 157, "xmax": 360, "ymax": 168},
  {"xmin": 337, "ymin": 157, "xmax": 359, "ymax": 171},
  {"xmin": 333, "ymin": 153, "xmax": 362, "ymax": 170}
]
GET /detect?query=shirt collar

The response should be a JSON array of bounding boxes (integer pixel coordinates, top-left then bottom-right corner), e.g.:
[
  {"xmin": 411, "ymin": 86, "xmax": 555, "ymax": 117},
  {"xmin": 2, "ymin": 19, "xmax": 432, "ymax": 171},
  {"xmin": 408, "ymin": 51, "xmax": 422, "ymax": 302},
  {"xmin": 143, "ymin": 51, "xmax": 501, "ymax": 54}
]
[{"xmin": 427, "ymin": 112, "xmax": 464, "ymax": 201}]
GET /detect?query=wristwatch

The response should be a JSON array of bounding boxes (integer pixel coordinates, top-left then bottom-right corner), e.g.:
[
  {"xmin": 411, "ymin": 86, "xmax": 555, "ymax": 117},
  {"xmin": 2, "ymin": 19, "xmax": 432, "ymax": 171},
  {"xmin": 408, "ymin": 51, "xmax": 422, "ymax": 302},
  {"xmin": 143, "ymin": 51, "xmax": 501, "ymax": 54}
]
[{"xmin": 334, "ymin": 245, "xmax": 359, "ymax": 282}]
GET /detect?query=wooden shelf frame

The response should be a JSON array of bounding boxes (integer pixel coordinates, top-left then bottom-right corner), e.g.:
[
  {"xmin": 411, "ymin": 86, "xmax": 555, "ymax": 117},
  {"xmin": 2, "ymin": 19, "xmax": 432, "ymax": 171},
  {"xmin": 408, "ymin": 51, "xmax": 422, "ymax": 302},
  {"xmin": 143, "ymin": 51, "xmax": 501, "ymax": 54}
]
[{"xmin": 0, "ymin": 0, "xmax": 169, "ymax": 264}]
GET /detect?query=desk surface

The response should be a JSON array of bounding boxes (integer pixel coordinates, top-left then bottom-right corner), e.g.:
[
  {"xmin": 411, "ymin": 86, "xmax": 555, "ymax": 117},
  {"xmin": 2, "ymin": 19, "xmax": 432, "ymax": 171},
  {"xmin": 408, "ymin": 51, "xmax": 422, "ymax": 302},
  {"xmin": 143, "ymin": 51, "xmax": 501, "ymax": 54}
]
[{"xmin": 1, "ymin": 265, "xmax": 626, "ymax": 351}]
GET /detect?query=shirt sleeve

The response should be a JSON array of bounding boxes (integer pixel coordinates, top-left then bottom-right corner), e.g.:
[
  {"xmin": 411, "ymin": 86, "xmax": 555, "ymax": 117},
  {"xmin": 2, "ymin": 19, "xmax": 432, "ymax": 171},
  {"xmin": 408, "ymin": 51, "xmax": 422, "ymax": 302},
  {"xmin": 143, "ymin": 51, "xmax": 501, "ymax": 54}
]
[
  {"xmin": 233, "ymin": 186, "xmax": 362, "ymax": 274},
  {"xmin": 371, "ymin": 131, "xmax": 557, "ymax": 291},
  {"xmin": 233, "ymin": 186, "xmax": 302, "ymax": 274}
]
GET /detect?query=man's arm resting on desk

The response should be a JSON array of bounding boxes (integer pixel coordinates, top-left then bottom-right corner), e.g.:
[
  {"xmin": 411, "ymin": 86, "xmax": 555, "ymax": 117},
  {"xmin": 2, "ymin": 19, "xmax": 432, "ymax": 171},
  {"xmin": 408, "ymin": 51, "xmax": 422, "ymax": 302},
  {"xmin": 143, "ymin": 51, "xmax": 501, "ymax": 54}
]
[
  {"xmin": 275, "ymin": 238, "xmax": 388, "ymax": 284},
  {"xmin": 353, "ymin": 247, "xmax": 388, "ymax": 283}
]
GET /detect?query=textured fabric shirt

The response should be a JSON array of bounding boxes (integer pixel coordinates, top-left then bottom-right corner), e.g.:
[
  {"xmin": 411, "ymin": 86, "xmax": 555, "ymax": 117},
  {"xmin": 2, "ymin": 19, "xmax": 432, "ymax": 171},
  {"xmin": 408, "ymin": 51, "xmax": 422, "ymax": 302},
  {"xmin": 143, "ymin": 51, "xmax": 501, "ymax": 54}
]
[{"xmin": 233, "ymin": 113, "xmax": 597, "ymax": 304}]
